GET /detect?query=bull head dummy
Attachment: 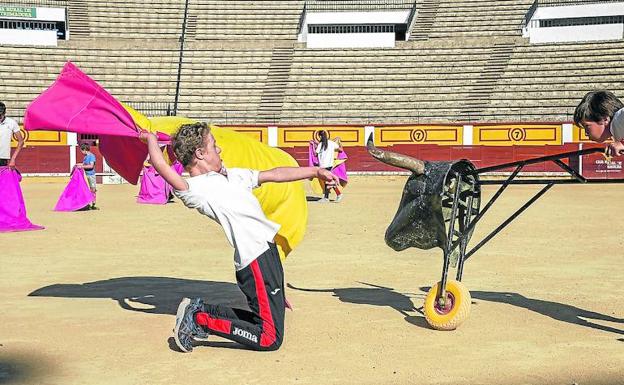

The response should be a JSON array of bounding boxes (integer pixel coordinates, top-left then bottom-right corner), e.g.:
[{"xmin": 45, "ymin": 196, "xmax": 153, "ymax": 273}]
[{"xmin": 367, "ymin": 134, "xmax": 480, "ymax": 254}]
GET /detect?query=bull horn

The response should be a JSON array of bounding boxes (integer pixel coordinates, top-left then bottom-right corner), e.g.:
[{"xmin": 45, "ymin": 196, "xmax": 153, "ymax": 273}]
[{"xmin": 366, "ymin": 133, "xmax": 425, "ymax": 175}]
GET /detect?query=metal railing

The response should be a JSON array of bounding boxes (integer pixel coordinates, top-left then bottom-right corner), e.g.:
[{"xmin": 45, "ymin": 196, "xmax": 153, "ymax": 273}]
[
  {"xmin": 201, "ymin": 110, "xmax": 574, "ymax": 126},
  {"xmin": 305, "ymin": 0, "xmax": 413, "ymax": 12},
  {"xmin": 521, "ymin": 0, "xmax": 539, "ymax": 29},
  {"xmin": 124, "ymin": 101, "xmax": 174, "ymax": 117},
  {"xmin": 173, "ymin": 0, "xmax": 190, "ymax": 116},
  {"xmin": 297, "ymin": 2, "xmax": 307, "ymax": 34},
  {"xmin": 404, "ymin": 0, "xmax": 418, "ymax": 37}
]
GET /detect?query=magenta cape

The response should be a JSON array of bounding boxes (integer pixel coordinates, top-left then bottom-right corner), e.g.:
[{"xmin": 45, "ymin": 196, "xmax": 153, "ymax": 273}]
[
  {"xmin": 137, "ymin": 162, "xmax": 183, "ymax": 205},
  {"xmin": 333, "ymin": 150, "xmax": 348, "ymax": 184},
  {"xmin": 54, "ymin": 166, "xmax": 95, "ymax": 211},
  {"xmin": 0, "ymin": 167, "xmax": 44, "ymax": 232},
  {"xmin": 308, "ymin": 141, "xmax": 319, "ymax": 167},
  {"xmin": 24, "ymin": 61, "xmax": 149, "ymax": 184},
  {"xmin": 307, "ymin": 141, "xmax": 348, "ymax": 183}
]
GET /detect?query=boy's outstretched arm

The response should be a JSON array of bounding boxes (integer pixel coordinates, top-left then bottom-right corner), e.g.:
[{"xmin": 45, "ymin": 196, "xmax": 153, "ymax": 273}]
[
  {"xmin": 140, "ymin": 132, "xmax": 188, "ymax": 191},
  {"xmin": 259, "ymin": 166, "xmax": 340, "ymax": 186},
  {"xmin": 606, "ymin": 140, "xmax": 624, "ymax": 157}
]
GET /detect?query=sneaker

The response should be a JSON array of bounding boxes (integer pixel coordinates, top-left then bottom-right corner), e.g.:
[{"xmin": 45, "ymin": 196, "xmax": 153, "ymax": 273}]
[
  {"xmin": 90, "ymin": 204, "xmax": 100, "ymax": 210},
  {"xmin": 334, "ymin": 195, "xmax": 343, "ymax": 203},
  {"xmin": 173, "ymin": 297, "xmax": 206, "ymax": 353},
  {"xmin": 318, "ymin": 198, "xmax": 329, "ymax": 203}
]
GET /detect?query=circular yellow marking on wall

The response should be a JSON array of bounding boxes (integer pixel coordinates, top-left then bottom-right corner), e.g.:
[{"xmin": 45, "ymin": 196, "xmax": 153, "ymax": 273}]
[
  {"xmin": 411, "ymin": 129, "xmax": 426, "ymax": 142},
  {"xmin": 509, "ymin": 128, "xmax": 526, "ymax": 142}
]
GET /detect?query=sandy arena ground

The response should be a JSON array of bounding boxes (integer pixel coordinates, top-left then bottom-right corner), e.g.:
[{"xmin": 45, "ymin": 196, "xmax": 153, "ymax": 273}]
[{"xmin": 1, "ymin": 176, "xmax": 623, "ymax": 385}]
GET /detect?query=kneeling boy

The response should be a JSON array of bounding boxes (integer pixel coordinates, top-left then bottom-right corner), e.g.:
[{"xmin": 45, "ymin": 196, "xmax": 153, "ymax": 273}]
[{"xmin": 141, "ymin": 123, "xmax": 338, "ymax": 352}]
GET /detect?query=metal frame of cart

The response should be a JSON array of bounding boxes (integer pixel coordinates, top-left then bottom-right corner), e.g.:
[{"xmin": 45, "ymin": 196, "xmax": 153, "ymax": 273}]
[{"xmin": 423, "ymin": 147, "xmax": 624, "ymax": 330}]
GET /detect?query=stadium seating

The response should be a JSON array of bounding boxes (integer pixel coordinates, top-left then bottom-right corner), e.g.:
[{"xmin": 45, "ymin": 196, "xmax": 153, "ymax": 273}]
[
  {"xmin": 189, "ymin": 0, "xmax": 303, "ymax": 41},
  {"xmin": 0, "ymin": 41, "xmax": 179, "ymax": 118},
  {"xmin": 2, "ymin": 0, "xmax": 624, "ymax": 125},
  {"xmin": 66, "ymin": 0, "xmax": 186, "ymax": 39},
  {"xmin": 411, "ymin": 0, "xmax": 534, "ymax": 40}
]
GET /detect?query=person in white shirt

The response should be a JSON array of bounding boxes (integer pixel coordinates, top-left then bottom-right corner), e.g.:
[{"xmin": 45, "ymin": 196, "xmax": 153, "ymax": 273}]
[
  {"xmin": 574, "ymin": 90, "xmax": 624, "ymax": 157},
  {"xmin": 315, "ymin": 130, "xmax": 343, "ymax": 202},
  {"xmin": 0, "ymin": 102, "xmax": 25, "ymax": 168},
  {"xmin": 140, "ymin": 122, "xmax": 339, "ymax": 352}
]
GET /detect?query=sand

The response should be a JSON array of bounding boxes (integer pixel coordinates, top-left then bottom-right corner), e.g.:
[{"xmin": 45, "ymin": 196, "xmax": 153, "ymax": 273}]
[{"xmin": 1, "ymin": 176, "xmax": 622, "ymax": 385}]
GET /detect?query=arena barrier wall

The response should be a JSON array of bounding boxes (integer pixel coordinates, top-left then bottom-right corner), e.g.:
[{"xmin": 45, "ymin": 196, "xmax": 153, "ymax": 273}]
[{"xmin": 11, "ymin": 123, "xmax": 624, "ymax": 179}]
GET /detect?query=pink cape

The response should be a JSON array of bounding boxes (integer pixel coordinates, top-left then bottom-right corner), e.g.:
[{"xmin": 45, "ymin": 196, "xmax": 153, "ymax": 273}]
[
  {"xmin": 333, "ymin": 150, "xmax": 348, "ymax": 185},
  {"xmin": 308, "ymin": 141, "xmax": 348, "ymax": 184},
  {"xmin": 54, "ymin": 166, "xmax": 95, "ymax": 211},
  {"xmin": 0, "ymin": 167, "xmax": 44, "ymax": 232},
  {"xmin": 23, "ymin": 61, "xmax": 170, "ymax": 185},
  {"xmin": 137, "ymin": 162, "xmax": 184, "ymax": 205}
]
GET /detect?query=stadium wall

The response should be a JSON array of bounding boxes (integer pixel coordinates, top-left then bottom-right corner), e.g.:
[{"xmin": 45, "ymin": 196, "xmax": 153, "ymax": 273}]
[{"xmin": 11, "ymin": 122, "xmax": 623, "ymax": 179}]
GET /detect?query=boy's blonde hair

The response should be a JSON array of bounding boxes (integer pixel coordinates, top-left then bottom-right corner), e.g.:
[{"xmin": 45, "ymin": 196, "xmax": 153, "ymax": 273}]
[
  {"xmin": 172, "ymin": 122, "xmax": 210, "ymax": 167},
  {"xmin": 574, "ymin": 90, "xmax": 623, "ymax": 126}
]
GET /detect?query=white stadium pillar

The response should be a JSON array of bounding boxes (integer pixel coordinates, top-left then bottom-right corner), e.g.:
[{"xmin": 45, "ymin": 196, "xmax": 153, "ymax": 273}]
[
  {"xmin": 562, "ymin": 123, "xmax": 573, "ymax": 144},
  {"xmin": 268, "ymin": 126, "xmax": 278, "ymax": 147},
  {"xmin": 364, "ymin": 125, "xmax": 375, "ymax": 145},
  {"xmin": 463, "ymin": 125, "xmax": 473, "ymax": 146},
  {"xmin": 68, "ymin": 132, "xmax": 77, "ymax": 170}
]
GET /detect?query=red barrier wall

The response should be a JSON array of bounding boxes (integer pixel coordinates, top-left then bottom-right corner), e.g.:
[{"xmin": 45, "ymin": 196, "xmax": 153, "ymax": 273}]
[
  {"xmin": 16, "ymin": 146, "xmax": 70, "ymax": 173},
  {"xmin": 15, "ymin": 143, "xmax": 624, "ymax": 180},
  {"xmin": 283, "ymin": 144, "xmax": 583, "ymax": 173},
  {"xmin": 581, "ymin": 144, "xmax": 624, "ymax": 179}
]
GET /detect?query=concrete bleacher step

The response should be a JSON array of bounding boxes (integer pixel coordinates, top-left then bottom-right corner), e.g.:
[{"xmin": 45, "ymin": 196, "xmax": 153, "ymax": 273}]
[
  {"xmin": 257, "ymin": 45, "xmax": 295, "ymax": 123},
  {"xmin": 422, "ymin": 0, "xmax": 530, "ymax": 39},
  {"xmin": 189, "ymin": 0, "xmax": 301, "ymax": 41},
  {"xmin": 65, "ymin": 0, "xmax": 185, "ymax": 40},
  {"xmin": 459, "ymin": 42, "xmax": 515, "ymax": 116},
  {"xmin": 68, "ymin": 0, "xmax": 91, "ymax": 37},
  {"xmin": 410, "ymin": 0, "xmax": 439, "ymax": 41},
  {"xmin": 186, "ymin": 14, "xmax": 198, "ymax": 40}
]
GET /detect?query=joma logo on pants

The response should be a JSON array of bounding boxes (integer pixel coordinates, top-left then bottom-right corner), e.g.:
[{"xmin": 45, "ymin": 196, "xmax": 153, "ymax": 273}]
[{"xmin": 233, "ymin": 327, "xmax": 258, "ymax": 343}]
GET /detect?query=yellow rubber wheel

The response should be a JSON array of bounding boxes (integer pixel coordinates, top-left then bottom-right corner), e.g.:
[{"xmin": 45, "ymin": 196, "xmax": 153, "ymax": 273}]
[{"xmin": 424, "ymin": 280, "xmax": 471, "ymax": 331}]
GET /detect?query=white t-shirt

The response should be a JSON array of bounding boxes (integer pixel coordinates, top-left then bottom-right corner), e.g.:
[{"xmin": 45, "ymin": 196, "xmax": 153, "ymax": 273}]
[
  {"xmin": 316, "ymin": 140, "xmax": 338, "ymax": 168},
  {"xmin": 174, "ymin": 168, "xmax": 281, "ymax": 271},
  {"xmin": 610, "ymin": 108, "xmax": 624, "ymax": 141},
  {"xmin": 0, "ymin": 117, "xmax": 20, "ymax": 160}
]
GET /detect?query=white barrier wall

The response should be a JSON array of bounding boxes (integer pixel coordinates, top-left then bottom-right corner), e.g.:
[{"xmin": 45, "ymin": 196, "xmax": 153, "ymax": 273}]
[
  {"xmin": 306, "ymin": 10, "xmax": 409, "ymax": 24},
  {"xmin": 0, "ymin": 28, "xmax": 57, "ymax": 45},
  {"xmin": 529, "ymin": 23, "xmax": 623, "ymax": 43},
  {"xmin": 525, "ymin": 3, "xmax": 624, "ymax": 43},
  {"xmin": 535, "ymin": 3, "xmax": 624, "ymax": 19},
  {"xmin": 307, "ymin": 32, "xmax": 395, "ymax": 48}
]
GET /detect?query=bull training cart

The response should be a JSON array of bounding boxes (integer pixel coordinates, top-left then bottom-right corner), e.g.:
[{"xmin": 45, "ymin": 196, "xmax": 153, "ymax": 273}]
[{"xmin": 385, "ymin": 146, "xmax": 624, "ymax": 331}]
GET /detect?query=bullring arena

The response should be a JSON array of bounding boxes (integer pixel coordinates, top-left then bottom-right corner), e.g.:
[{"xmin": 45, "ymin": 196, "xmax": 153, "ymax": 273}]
[
  {"xmin": 2, "ymin": 0, "xmax": 624, "ymax": 383},
  {"xmin": 2, "ymin": 178, "xmax": 623, "ymax": 384}
]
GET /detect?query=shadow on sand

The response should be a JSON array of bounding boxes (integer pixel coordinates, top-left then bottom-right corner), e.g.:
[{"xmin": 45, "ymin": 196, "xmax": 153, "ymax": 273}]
[
  {"xmin": 29, "ymin": 277, "xmax": 623, "ymax": 338},
  {"xmin": 29, "ymin": 276, "xmax": 248, "ymax": 316},
  {"xmin": 0, "ymin": 354, "xmax": 51, "ymax": 385},
  {"xmin": 288, "ymin": 282, "xmax": 428, "ymax": 327},
  {"xmin": 442, "ymin": 288, "xmax": 623, "ymax": 336},
  {"xmin": 288, "ymin": 282, "xmax": 623, "ymax": 336}
]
